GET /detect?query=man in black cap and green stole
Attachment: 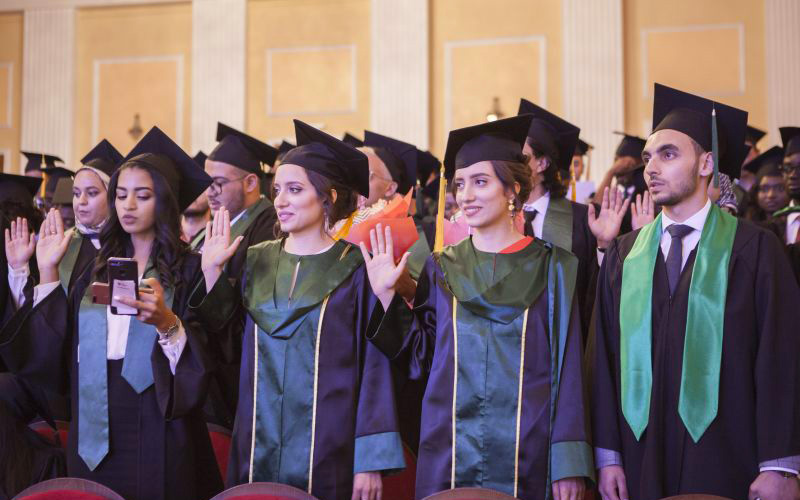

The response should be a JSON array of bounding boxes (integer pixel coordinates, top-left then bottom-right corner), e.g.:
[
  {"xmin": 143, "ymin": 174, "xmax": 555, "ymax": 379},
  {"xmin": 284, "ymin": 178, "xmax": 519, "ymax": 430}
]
[
  {"xmin": 592, "ymin": 83, "xmax": 800, "ymax": 500},
  {"xmin": 193, "ymin": 123, "xmax": 279, "ymax": 428}
]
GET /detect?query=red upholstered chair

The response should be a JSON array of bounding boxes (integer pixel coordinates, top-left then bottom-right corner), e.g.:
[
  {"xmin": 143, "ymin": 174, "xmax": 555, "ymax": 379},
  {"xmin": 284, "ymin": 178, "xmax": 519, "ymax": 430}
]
[
  {"xmin": 208, "ymin": 482, "xmax": 319, "ymax": 500},
  {"xmin": 208, "ymin": 423, "xmax": 233, "ymax": 479},
  {"xmin": 383, "ymin": 442, "xmax": 418, "ymax": 500},
  {"xmin": 421, "ymin": 487, "xmax": 519, "ymax": 500},
  {"xmin": 12, "ymin": 478, "xmax": 125, "ymax": 500},
  {"xmin": 29, "ymin": 420, "xmax": 70, "ymax": 448}
]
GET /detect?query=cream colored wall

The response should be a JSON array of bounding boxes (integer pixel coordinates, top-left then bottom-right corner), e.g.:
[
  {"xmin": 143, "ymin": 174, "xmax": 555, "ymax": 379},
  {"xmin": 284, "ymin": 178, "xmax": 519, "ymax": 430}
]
[
  {"xmin": 73, "ymin": 2, "xmax": 192, "ymax": 165},
  {"xmin": 624, "ymin": 0, "xmax": 768, "ymax": 141},
  {"xmin": 0, "ymin": 12, "xmax": 23, "ymax": 173},
  {"xmin": 430, "ymin": 0, "xmax": 564, "ymax": 158},
  {"xmin": 246, "ymin": 0, "xmax": 371, "ymax": 144}
]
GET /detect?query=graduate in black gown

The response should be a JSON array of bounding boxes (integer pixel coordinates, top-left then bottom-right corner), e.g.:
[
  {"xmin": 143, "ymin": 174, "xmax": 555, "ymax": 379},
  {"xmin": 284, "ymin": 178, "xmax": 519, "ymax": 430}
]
[
  {"xmin": 364, "ymin": 115, "xmax": 593, "ymax": 500},
  {"xmin": 1, "ymin": 127, "xmax": 223, "ymax": 500},
  {"xmin": 191, "ymin": 123, "xmax": 279, "ymax": 428},
  {"xmin": 592, "ymin": 84, "xmax": 800, "ymax": 500},
  {"xmin": 517, "ymin": 99, "xmax": 629, "ymax": 342},
  {"xmin": 190, "ymin": 119, "xmax": 405, "ymax": 500}
]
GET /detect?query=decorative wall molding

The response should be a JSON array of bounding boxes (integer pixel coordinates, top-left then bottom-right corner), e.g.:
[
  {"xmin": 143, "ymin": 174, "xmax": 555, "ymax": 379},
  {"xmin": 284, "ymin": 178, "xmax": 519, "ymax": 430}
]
[
  {"xmin": 562, "ymin": 0, "xmax": 624, "ymax": 182},
  {"xmin": 370, "ymin": 0, "xmax": 429, "ymax": 149},
  {"xmin": 191, "ymin": 0, "xmax": 246, "ymax": 154},
  {"xmin": 765, "ymin": 0, "xmax": 800, "ymax": 146},
  {"xmin": 444, "ymin": 35, "xmax": 546, "ymax": 142},
  {"xmin": 20, "ymin": 7, "xmax": 75, "ymax": 165},
  {"xmin": 265, "ymin": 44, "xmax": 357, "ymax": 117},
  {"xmin": 0, "ymin": 62, "xmax": 13, "ymax": 129},
  {"xmin": 0, "ymin": 0, "xmax": 176, "ymax": 12}
]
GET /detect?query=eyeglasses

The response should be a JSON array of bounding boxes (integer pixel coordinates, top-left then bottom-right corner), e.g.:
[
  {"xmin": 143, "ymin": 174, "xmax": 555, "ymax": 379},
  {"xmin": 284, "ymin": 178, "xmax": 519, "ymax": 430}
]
[
  {"xmin": 780, "ymin": 163, "xmax": 800, "ymax": 174},
  {"xmin": 208, "ymin": 175, "xmax": 249, "ymax": 193}
]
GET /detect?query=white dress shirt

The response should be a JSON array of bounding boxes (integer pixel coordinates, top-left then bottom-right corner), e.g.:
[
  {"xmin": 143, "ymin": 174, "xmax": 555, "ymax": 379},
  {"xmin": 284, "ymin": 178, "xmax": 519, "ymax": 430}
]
[{"xmin": 785, "ymin": 201, "xmax": 800, "ymax": 245}]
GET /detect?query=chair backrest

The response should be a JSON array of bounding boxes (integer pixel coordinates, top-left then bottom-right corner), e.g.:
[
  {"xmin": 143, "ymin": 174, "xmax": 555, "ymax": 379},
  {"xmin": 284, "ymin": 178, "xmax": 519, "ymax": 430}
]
[
  {"xmin": 13, "ymin": 478, "xmax": 125, "ymax": 500},
  {"xmin": 421, "ymin": 488, "xmax": 519, "ymax": 500},
  {"xmin": 207, "ymin": 423, "xmax": 233, "ymax": 479},
  {"xmin": 208, "ymin": 482, "xmax": 320, "ymax": 500},
  {"xmin": 383, "ymin": 442, "xmax": 417, "ymax": 500},
  {"xmin": 661, "ymin": 495, "xmax": 734, "ymax": 500}
]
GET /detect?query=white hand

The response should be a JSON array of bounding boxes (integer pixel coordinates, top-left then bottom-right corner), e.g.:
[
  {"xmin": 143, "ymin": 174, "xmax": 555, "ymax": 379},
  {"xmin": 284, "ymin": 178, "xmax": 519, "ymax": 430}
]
[
  {"xmin": 588, "ymin": 187, "xmax": 631, "ymax": 248},
  {"xmin": 4, "ymin": 217, "xmax": 36, "ymax": 270},
  {"xmin": 358, "ymin": 223, "xmax": 410, "ymax": 309}
]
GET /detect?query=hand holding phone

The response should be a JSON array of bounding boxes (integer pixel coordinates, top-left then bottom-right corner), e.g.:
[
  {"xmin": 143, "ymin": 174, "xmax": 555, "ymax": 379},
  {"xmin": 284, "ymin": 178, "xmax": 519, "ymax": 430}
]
[{"xmin": 108, "ymin": 257, "xmax": 138, "ymax": 315}]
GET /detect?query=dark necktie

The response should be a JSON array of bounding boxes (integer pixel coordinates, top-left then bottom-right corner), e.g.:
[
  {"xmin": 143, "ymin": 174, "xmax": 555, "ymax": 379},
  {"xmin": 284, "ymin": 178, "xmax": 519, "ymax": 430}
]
[
  {"xmin": 665, "ymin": 224, "xmax": 694, "ymax": 296},
  {"xmin": 523, "ymin": 209, "xmax": 538, "ymax": 237}
]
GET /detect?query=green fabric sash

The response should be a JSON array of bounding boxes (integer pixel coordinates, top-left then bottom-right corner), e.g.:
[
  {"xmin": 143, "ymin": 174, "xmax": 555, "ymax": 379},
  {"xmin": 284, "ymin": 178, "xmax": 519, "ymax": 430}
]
[
  {"xmin": 243, "ymin": 239, "xmax": 363, "ymax": 484},
  {"xmin": 58, "ymin": 229, "xmax": 83, "ymax": 292},
  {"xmin": 77, "ymin": 263, "xmax": 174, "ymax": 470},
  {"xmin": 190, "ymin": 197, "xmax": 273, "ymax": 251},
  {"xmin": 542, "ymin": 196, "xmax": 573, "ymax": 252},
  {"xmin": 406, "ymin": 228, "xmax": 431, "ymax": 280},
  {"xmin": 773, "ymin": 203, "xmax": 800, "ymax": 217},
  {"xmin": 619, "ymin": 204, "xmax": 737, "ymax": 442},
  {"xmin": 436, "ymin": 238, "xmax": 577, "ymax": 496},
  {"xmin": 188, "ymin": 227, "xmax": 206, "ymax": 251}
]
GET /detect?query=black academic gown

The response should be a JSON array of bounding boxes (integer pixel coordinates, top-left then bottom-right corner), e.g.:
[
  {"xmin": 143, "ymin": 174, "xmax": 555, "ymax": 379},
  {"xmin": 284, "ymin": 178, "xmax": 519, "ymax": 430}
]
[
  {"xmin": 0, "ymin": 253, "xmax": 223, "ymax": 500},
  {"xmin": 592, "ymin": 220, "xmax": 800, "ymax": 500},
  {"xmin": 193, "ymin": 200, "xmax": 277, "ymax": 428},
  {"xmin": 788, "ymin": 242, "xmax": 800, "ymax": 286}
]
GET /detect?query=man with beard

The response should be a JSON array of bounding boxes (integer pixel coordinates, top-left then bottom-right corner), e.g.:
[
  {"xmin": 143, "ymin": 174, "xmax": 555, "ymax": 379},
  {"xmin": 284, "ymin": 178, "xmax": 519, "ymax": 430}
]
[{"xmin": 593, "ymin": 84, "xmax": 800, "ymax": 500}]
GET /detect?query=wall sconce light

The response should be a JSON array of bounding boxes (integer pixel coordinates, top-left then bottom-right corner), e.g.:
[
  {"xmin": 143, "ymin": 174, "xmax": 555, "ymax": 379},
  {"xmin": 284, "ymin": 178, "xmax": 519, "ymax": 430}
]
[
  {"xmin": 128, "ymin": 113, "xmax": 143, "ymax": 141},
  {"xmin": 486, "ymin": 97, "xmax": 504, "ymax": 122}
]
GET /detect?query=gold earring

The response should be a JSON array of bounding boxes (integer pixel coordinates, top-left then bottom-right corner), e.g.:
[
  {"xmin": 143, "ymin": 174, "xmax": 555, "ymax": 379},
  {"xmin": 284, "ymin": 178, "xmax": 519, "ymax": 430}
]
[{"xmin": 508, "ymin": 198, "xmax": 515, "ymax": 214}]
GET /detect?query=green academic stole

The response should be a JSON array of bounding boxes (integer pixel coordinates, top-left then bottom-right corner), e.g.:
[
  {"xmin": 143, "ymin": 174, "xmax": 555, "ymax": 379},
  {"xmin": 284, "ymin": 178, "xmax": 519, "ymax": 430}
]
[
  {"xmin": 76, "ymin": 264, "xmax": 174, "ymax": 470},
  {"xmin": 58, "ymin": 229, "xmax": 84, "ymax": 292},
  {"xmin": 406, "ymin": 228, "xmax": 431, "ymax": 280},
  {"xmin": 191, "ymin": 197, "xmax": 273, "ymax": 251},
  {"xmin": 242, "ymin": 239, "xmax": 362, "ymax": 487},
  {"xmin": 542, "ymin": 196, "xmax": 574, "ymax": 252},
  {"xmin": 619, "ymin": 204, "xmax": 737, "ymax": 442},
  {"xmin": 436, "ymin": 239, "xmax": 577, "ymax": 496}
]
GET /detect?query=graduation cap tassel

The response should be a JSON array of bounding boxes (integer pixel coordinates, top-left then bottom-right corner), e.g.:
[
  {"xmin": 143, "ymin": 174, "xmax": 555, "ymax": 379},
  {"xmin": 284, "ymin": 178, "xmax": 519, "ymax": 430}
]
[
  {"xmin": 711, "ymin": 106, "xmax": 720, "ymax": 188},
  {"xmin": 569, "ymin": 164, "xmax": 577, "ymax": 202},
  {"xmin": 39, "ymin": 154, "xmax": 47, "ymax": 198},
  {"xmin": 433, "ymin": 165, "xmax": 446, "ymax": 252},
  {"xmin": 332, "ymin": 210, "xmax": 357, "ymax": 241}
]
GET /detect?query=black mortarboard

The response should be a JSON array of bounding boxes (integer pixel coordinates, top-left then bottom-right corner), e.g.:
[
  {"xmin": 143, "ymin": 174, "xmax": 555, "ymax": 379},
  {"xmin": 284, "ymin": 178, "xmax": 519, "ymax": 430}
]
[
  {"xmin": 364, "ymin": 131, "xmax": 418, "ymax": 195},
  {"xmin": 614, "ymin": 132, "xmax": 647, "ymax": 159},
  {"xmin": 122, "ymin": 126, "xmax": 213, "ymax": 212},
  {"xmin": 277, "ymin": 141, "xmax": 295, "ymax": 157},
  {"xmin": 0, "ymin": 173, "xmax": 41, "ymax": 205},
  {"xmin": 745, "ymin": 125, "xmax": 766, "ymax": 146},
  {"xmin": 282, "ymin": 120, "xmax": 370, "ymax": 197},
  {"xmin": 443, "ymin": 114, "xmax": 533, "ymax": 180},
  {"xmin": 651, "ymin": 83, "xmax": 748, "ymax": 180},
  {"xmin": 52, "ymin": 177, "xmax": 74, "ymax": 206},
  {"xmin": 517, "ymin": 98, "xmax": 580, "ymax": 174},
  {"xmin": 22, "ymin": 152, "xmax": 63, "ymax": 174},
  {"xmin": 575, "ymin": 139, "xmax": 593, "ymax": 156},
  {"xmin": 342, "ymin": 132, "xmax": 364, "ymax": 148},
  {"xmin": 742, "ymin": 145, "xmax": 784, "ymax": 175},
  {"xmin": 209, "ymin": 123, "xmax": 278, "ymax": 176},
  {"xmin": 417, "ymin": 151, "xmax": 441, "ymax": 184},
  {"xmin": 421, "ymin": 176, "xmax": 442, "ymax": 200},
  {"xmin": 193, "ymin": 151, "xmax": 207, "ymax": 168},
  {"xmin": 80, "ymin": 139, "xmax": 123, "ymax": 178},
  {"xmin": 40, "ymin": 167, "xmax": 74, "ymax": 195},
  {"xmin": 779, "ymin": 127, "xmax": 800, "ymax": 158}
]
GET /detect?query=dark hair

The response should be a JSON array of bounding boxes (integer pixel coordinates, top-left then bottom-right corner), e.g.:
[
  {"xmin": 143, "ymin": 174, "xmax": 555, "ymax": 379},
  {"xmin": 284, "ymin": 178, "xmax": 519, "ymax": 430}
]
[
  {"xmin": 744, "ymin": 164, "xmax": 786, "ymax": 222},
  {"xmin": 93, "ymin": 161, "xmax": 188, "ymax": 287},
  {"xmin": 271, "ymin": 164, "xmax": 358, "ymax": 237},
  {"xmin": 450, "ymin": 158, "xmax": 532, "ymax": 213},
  {"xmin": 0, "ymin": 201, "xmax": 44, "ymax": 234},
  {"xmin": 526, "ymin": 139, "xmax": 567, "ymax": 199}
]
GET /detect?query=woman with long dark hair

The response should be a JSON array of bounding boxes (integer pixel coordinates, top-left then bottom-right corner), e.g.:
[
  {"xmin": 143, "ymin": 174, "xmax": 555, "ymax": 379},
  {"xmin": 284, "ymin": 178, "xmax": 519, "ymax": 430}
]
[
  {"xmin": 1, "ymin": 127, "xmax": 223, "ymax": 500},
  {"xmin": 192, "ymin": 119, "xmax": 404, "ymax": 500},
  {"xmin": 362, "ymin": 115, "xmax": 594, "ymax": 500}
]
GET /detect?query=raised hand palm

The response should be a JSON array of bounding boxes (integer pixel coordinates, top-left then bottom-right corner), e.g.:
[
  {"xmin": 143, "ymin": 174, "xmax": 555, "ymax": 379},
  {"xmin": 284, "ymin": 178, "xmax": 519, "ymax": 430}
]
[
  {"xmin": 365, "ymin": 251, "xmax": 404, "ymax": 298},
  {"xmin": 201, "ymin": 208, "xmax": 241, "ymax": 273},
  {"xmin": 5, "ymin": 218, "xmax": 35, "ymax": 269},
  {"xmin": 36, "ymin": 210, "xmax": 70, "ymax": 269}
]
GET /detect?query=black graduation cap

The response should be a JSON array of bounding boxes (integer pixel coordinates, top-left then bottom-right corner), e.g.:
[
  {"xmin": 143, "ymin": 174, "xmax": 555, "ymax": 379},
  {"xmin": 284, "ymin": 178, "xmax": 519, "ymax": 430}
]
[
  {"xmin": 575, "ymin": 139, "xmax": 593, "ymax": 156},
  {"xmin": 443, "ymin": 114, "xmax": 533, "ymax": 180},
  {"xmin": 342, "ymin": 132, "xmax": 364, "ymax": 148},
  {"xmin": 364, "ymin": 131, "xmax": 418, "ymax": 195},
  {"xmin": 80, "ymin": 139, "xmax": 123, "ymax": 178},
  {"xmin": 123, "ymin": 126, "xmax": 213, "ymax": 212},
  {"xmin": 779, "ymin": 127, "xmax": 800, "ymax": 158},
  {"xmin": 22, "ymin": 152, "xmax": 63, "ymax": 174},
  {"xmin": 193, "ymin": 151, "xmax": 207, "ymax": 168},
  {"xmin": 0, "ymin": 173, "xmax": 41, "ymax": 205},
  {"xmin": 40, "ymin": 167, "xmax": 74, "ymax": 195},
  {"xmin": 417, "ymin": 150, "xmax": 441, "ymax": 184},
  {"xmin": 281, "ymin": 120, "xmax": 370, "ymax": 197},
  {"xmin": 745, "ymin": 125, "xmax": 766, "ymax": 146},
  {"xmin": 517, "ymin": 98, "xmax": 580, "ymax": 174},
  {"xmin": 52, "ymin": 177, "xmax": 74, "ymax": 206},
  {"xmin": 613, "ymin": 132, "xmax": 647, "ymax": 159},
  {"xmin": 421, "ymin": 176, "xmax": 443, "ymax": 200},
  {"xmin": 208, "ymin": 123, "xmax": 278, "ymax": 176},
  {"xmin": 651, "ymin": 83, "xmax": 748, "ymax": 180},
  {"xmin": 277, "ymin": 140, "xmax": 295, "ymax": 157},
  {"xmin": 742, "ymin": 145, "xmax": 784, "ymax": 175}
]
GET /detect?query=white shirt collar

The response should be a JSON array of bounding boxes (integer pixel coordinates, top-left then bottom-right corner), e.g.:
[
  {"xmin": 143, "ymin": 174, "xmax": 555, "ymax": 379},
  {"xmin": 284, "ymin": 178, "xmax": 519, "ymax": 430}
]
[
  {"xmin": 661, "ymin": 199, "xmax": 712, "ymax": 234},
  {"xmin": 523, "ymin": 191, "xmax": 550, "ymax": 213},
  {"xmin": 788, "ymin": 200, "xmax": 800, "ymax": 224}
]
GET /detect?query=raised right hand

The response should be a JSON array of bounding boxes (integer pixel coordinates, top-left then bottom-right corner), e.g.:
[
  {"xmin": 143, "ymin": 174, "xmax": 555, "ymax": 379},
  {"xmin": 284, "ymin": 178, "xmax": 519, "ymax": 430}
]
[
  {"xmin": 4, "ymin": 217, "xmax": 36, "ymax": 270},
  {"xmin": 201, "ymin": 208, "xmax": 243, "ymax": 289},
  {"xmin": 630, "ymin": 191, "xmax": 655, "ymax": 231},
  {"xmin": 36, "ymin": 209, "xmax": 71, "ymax": 280},
  {"xmin": 598, "ymin": 465, "xmax": 629, "ymax": 500},
  {"xmin": 359, "ymin": 223, "xmax": 410, "ymax": 310}
]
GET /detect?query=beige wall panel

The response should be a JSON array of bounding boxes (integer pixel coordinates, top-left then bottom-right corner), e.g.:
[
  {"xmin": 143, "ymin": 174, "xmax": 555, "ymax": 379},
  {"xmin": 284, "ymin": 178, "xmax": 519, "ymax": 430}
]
[
  {"xmin": 74, "ymin": 3, "xmax": 191, "ymax": 164},
  {"xmin": 431, "ymin": 0, "xmax": 563, "ymax": 157},
  {"xmin": 625, "ymin": 0, "xmax": 767, "ymax": 137},
  {"xmin": 247, "ymin": 0, "xmax": 370, "ymax": 144},
  {"xmin": 0, "ymin": 12, "xmax": 22, "ymax": 172}
]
